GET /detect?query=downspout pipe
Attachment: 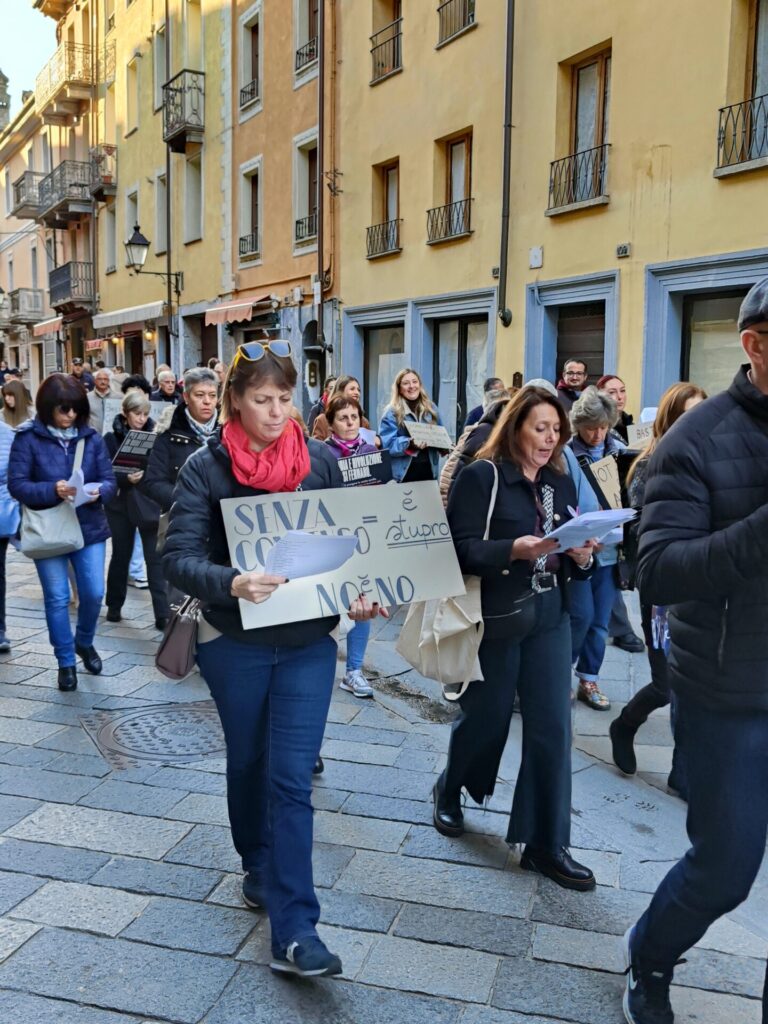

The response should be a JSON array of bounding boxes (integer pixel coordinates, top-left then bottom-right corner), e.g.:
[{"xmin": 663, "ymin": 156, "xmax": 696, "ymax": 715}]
[
  {"xmin": 316, "ymin": 0, "xmax": 326, "ymax": 350},
  {"xmin": 165, "ymin": 0, "xmax": 174, "ymax": 368},
  {"xmin": 497, "ymin": 0, "xmax": 515, "ymax": 329}
]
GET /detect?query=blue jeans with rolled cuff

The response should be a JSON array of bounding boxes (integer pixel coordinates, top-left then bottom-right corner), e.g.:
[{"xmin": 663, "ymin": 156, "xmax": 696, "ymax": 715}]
[
  {"xmin": 345, "ymin": 620, "xmax": 371, "ymax": 672},
  {"xmin": 196, "ymin": 632, "xmax": 337, "ymax": 954},
  {"xmin": 569, "ymin": 563, "xmax": 617, "ymax": 683},
  {"xmin": 34, "ymin": 541, "xmax": 106, "ymax": 668}
]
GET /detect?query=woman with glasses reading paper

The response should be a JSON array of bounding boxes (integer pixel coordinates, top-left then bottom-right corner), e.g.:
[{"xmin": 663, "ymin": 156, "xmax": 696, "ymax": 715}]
[{"xmin": 162, "ymin": 341, "xmax": 386, "ymax": 979}]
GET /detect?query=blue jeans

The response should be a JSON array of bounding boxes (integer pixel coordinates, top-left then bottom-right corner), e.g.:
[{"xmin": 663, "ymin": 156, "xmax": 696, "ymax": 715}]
[
  {"xmin": 0, "ymin": 537, "xmax": 7, "ymax": 636},
  {"xmin": 569, "ymin": 563, "xmax": 617, "ymax": 682},
  {"xmin": 196, "ymin": 632, "xmax": 337, "ymax": 954},
  {"xmin": 128, "ymin": 530, "xmax": 145, "ymax": 579},
  {"xmin": 633, "ymin": 695, "xmax": 768, "ymax": 996},
  {"xmin": 34, "ymin": 542, "xmax": 106, "ymax": 667},
  {"xmin": 345, "ymin": 620, "xmax": 370, "ymax": 672}
]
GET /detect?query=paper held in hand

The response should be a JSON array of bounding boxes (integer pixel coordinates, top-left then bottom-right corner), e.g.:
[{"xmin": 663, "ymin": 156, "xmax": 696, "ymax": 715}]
[
  {"xmin": 264, "ymin": 530, "xmax": 358, "ymax": 580},
  {"xmin": 547, "ymin": 508, "xmax": 637, "ymax": 551},
  {"xmin": 404, "ymin": 421, "xmax": 453, "ymax": 449}
]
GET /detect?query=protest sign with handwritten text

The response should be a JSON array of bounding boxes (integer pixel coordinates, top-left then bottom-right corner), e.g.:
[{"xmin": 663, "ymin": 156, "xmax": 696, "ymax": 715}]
[
  {"xmin": 220, "ymin": 481, "xmax": 465, "ymax": 629},
  {"xmin": 626, "ymin": 422, "xmax": 653, "ymax": 449},
  {"xmin": 586, "ymin": 455, "xmax": 622, "ymax": 510},
  {"xmin": 404, "ymin": 421, "xmax": 453, "ymax": 449}
]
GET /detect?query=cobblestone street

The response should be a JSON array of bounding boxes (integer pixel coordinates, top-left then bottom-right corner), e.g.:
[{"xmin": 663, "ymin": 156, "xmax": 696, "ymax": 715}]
[{"xmin": 0, "ymin": 545, "xmax": 763, "ymax": 1023}]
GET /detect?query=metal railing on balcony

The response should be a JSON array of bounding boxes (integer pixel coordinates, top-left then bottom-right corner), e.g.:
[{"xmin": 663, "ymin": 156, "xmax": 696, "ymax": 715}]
[
  {"xmin": 371, "ymin": 18, "xmax": 402, "ymax": 84},
  {"xmin": 240, "ymin": 79, "xmax": 259, "ymax": 107},
  {"xmin": 717, "ymin": 93, "xmax": 768, "ymax": 169},
  {"xmin": 239, "ymin": 232, "xmax": 260, "ymax": 258},
  {"xmin": 89, "ymin": 144, "xmax": 117, "ymax": 200},
  {"xmin": 11, "ymin": 171, "xmax": 45, "ymax": 218},
  {"xmin": 548, "ymin": 143, "xmax": 609, "ymax": 210},
  {"xmin": 163, "ymin": 69, "xmax": 205, "ymax": 148},
  {"xmin": 437, "ymin": 0, "xmax": 475, "ymax": 45},
  {"xmin": 295, "ymin": 212, "xmax": 318, "ymax": 242},
  {"xmin": 295, "ymin": 37, "xmax": 318, "ymax": 72},
  {"xmin": 426, "ymin": 198, "xmax": 472, "ymax": 242},
  {"xmin": 9, "ymin": 289, "xmax": 45, "ymax": 324},
  {"xmin": 39, "ymin": 161, "xmax": 92, "ymax": 217},
  {"xmin": 366, "ymin": 219, "xmax": 401, "ymax": 257},
  {"xmin": 49, "ymin": 261, "xmax": 95, "ymax": 310},
  {"xmin": 35, "ymin": 42, "xmax": 94, "ymax": 112},
  {"xmin": 98, "ymin": 41, "xmax": 116, "ymax": 85}
]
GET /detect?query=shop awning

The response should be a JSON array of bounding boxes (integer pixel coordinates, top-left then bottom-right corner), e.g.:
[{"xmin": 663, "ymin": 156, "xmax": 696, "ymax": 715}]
[
  {"xmin": 33, "ymin": 316, "xmax": 63, "ymax": 337},
  {"xmin": 85, "ymin": 338, "xmax": 106, "ymax": 352},
  {"xmin": 92, "ymin": 301, "xmax": 165, "ymax": 332},
  {"xmin": 203, "ymin": 295, "xmax": 271, "ymax": 327}
]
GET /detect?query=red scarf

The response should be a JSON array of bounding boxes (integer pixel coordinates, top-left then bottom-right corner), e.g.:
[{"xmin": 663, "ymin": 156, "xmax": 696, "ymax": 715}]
[{"xmin": 222, "ymin": 416, "xmax": 310, "ymax": 492}]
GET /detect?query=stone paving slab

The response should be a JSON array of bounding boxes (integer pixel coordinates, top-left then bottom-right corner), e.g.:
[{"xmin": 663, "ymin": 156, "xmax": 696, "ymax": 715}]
[
  {"xmin": 0, "ymin": 869, "xmax": 45, "ymax": 914},
  {"xmin": 401, "ymin": 824, "xmax": 510, "ymax": 869},
  {"xmin": 0, "ymin": 764, "xmax": 100, "ymax": 804},
  {"xmin": 532, "ymin": 922, "xmax": 624, "ymax": 973},
  {"xmin": 122, "ymin": 894, "xmax": 257, "ymax": 955},
  {"xmin": 79, "ymin": 779, "xmax": 189, "ymax": 818},
  {"xmin": 0, "ymin": 918, "xmax": 40, "ymax": 962},
  {"xmin": 491, "ymin": 956, "xmax": 626, "ymax": 1024},
  {"xmin": 321, "ymin": 738, "xmax": 402, "ymax": 766},
  {"xmin": 0, "ymin": 837, "xmax": 110, "ymax": 882},
  {"xmin": 313, "ymin": 809, "xmax": 410, "ymax": 853},
  {"xmin": 164, "ymin": 823, "xmax": 241, "ymax": 872},
  {"xmin": 393, "ymin": 903, "xmax": 532, "ymax": 958},
  {"xmin": 0, "ymin": 717, "xmax": 64, "ymax": 746},
  {"xmin": 0, "ymin": 793, "xmax": 41, "ymax": 831},
  {"xmin": 0, "ymin": 991, "xmax": 148, "ymax": 1024},
  {"xmin": 531, "ymin": 879, "xmax": 651, "ymax": 936},
  {"xmin": 318, "ymin": 889, "xmax": 401, "ymax": 934},
  {"xmin": 166, "ymin": 792, "xmax": 230, "ymax": 826},
  {"xmin": 45, "ymin": 751, "xmax": 113, "ymax": 777},
  {"xmin": 10, "ymin": 880, "xmax": 149, "ymax": 937},
  {"xmin": 91, "ymin": 854, "xmax": 221, "ymax": 901}
]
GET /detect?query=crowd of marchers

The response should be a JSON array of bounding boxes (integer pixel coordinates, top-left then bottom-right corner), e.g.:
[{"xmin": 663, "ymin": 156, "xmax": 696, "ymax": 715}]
[{"xmin": 1, "ymin": 280, "xmax": 768, "ymax": 1023}]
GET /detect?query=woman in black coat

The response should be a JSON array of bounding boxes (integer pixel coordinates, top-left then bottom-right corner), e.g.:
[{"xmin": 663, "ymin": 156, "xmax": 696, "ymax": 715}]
[{"xmin": 436, "ymin": 386, "xmax": 598, "ymax": 891}]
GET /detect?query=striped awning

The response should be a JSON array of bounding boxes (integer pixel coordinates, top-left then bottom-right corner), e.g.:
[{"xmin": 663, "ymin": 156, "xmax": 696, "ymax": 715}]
[
  {"xmin": 33, "ymin": 316, "xmax": 63, "ymax": 337},
  {"xmin": 203, "ymin": 295, "xmax": 271, "ymax": 326},
  {"xmin": 92, "ymin": 301, "xmax": 165, "ymax": 332}
]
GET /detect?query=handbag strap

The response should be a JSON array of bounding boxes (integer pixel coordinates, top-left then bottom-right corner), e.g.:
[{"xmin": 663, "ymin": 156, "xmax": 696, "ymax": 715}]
[
  {"xmin": 479, "ymin": 460, "xmax": 499, "ymax": 541},
  {"xmin": 73, "ymin": 438, "xmax": 85, "ymax": 474}
]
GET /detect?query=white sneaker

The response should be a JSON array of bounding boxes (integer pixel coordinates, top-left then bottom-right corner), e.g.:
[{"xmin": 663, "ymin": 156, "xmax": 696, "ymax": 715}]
[
  {"xmin": 339, "ymin": 670, "xmax": 374, "ymax": 699},
  {"xmin": 129, "ymin": 577, "xmax": 149, "ymax": 589}
]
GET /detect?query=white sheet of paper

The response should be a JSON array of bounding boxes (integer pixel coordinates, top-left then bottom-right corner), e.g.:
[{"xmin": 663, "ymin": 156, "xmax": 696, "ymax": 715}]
[
  {"xmin": 66, "ymin": 468, "xmax": 103, "ymax": 508},
  {"xmin": 264, "ymin": 530, "xmax": 359, "ymax": 580},
  {"xmin": 359, "ymin": 427, "xmax": 378, "ymax": 446},
  {"xmin": 547, "ymin": 508, "xmax": 636, "ymax": 550}
]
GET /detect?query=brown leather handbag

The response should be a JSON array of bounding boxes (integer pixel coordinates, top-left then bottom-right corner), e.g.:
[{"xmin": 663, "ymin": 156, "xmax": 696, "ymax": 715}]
[{"xmin": 155, "ymin": 596, "xmax": 201, "ymax": 680}]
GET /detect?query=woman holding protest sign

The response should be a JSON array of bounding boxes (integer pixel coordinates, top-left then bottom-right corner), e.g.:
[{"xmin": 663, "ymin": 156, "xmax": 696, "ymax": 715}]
[
  {"xmin": 436, "ymin": 386, "xmax": 598, "ymax": 891},
  {"xmin": 162, "ymin": 340, "xmax": 386, "ymax": 980},
  {"xmin": 379, "ymin": 368, "xmax": 446, "ymax": 482}
]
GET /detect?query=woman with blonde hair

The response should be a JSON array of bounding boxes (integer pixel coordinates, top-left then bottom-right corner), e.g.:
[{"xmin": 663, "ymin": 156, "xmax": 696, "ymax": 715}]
[
  {"xmin": 1, "ymin": 379, "xmax": 34, "ymax": 428},
  {"xmin": 311, "ymin": 375, "xmax": 371, "ymax": 441},
  {"xmin": 379, "ymin": 367, "xmax": 445, "ymax": 482}
]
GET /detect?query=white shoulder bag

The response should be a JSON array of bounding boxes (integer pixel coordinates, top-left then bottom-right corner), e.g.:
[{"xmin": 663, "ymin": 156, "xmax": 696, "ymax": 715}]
[{"xmin": 20, "ymin": 438, "xmax": 86, "ymax": 560}]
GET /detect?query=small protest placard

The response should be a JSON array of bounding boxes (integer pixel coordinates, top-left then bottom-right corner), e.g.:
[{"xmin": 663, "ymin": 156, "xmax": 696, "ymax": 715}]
[
  {"xmin": 404, "ymin": 421, "xmax": 453, "ymax": 450},
  {"xmin": 220, "ymin": 480, "xmax": 465, "ymax": 629},
  {"xmin": 626, "ymin": 422, "xmax": 653, "ymax": 449},
  {"xmin": 587, "ymin": 455, "xmax": 623, "ymax": 510},
  {"xmin": 111, "ymin": 430, "xmax": 157, "ymax": 475},
  {"xmin": 337, "ymin": 450, "xmax": 392, "ymax": 487},
  {"xmin": 101, "ymin": 398, "xmax": 169, "ymax": 435}
]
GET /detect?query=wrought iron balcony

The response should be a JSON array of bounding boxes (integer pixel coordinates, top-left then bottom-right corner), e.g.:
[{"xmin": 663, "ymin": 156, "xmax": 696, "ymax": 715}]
[
  {"xmin": 437, "ymin": 0, "xmax": 475, "ymax": 45},
  {"xmin": 49, "ymin": 261, "xmax": 95, "ymax": 312},
  {"xmin": 11, "ymin": 171, "xmax": 45, "ymax": 219},
  {"xmin": 38, "ymin": 161, "xmax": 92, "ymax": 227},
  {"xmin": 0, "ymin": 296, "xmax": 11, "ymax": 331},
  {"xmin": 9, "ymin": 289, "xmax": 46, "ymax": 325},
  {"xmin": 163, "ymin": 69, "xmax": 205, "ymax": 153},
  {"xmin": 239, "ymin": 232, "xmax": 260, "ymax": 259},
  {"xmin": 295, "ymin": 37, "xmax": 318, "ymax": 72},
  {"xmin": 295, "ymin": 212, "xmax": 318, "ymax": 243},
  {"xmin": 366, "ymin": 219, "xmax": 401, "ymax": 258},
  {"xmin": 717, "ymin": 93, "xmax": 768, "ymax": 170},
  {"xmin": 35, "ymin": 42, "xmax": 94, "ymax": 126},
  {"xmin": 548, "ymin": 143, "xmax": 609, "ymax": 211},
  {"xmin": 426, "ymin": 198, "xmax": 472, "ymax": 243},
  {"xmin": 371, "ymin": 18, "xmax": 402, "ymax": 84},
  {"xmin": 98, "ymin": 41, "xmax": 116, "ymax": 86},
  {"xmin": 89, "ymin": 144, "xmax": 117, "ymax": 201},
  {"xmin": 240, "ymin": 79, "xmax": 259, "ymax": 108}
]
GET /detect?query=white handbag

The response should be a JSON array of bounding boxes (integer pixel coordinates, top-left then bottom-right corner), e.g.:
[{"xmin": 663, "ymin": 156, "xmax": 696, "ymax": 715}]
[
  {"xmin": 20, "ymin": 439, "xmax": 86, "ymax": 560},
  {"xmin": 396, "ymin": 462, "xmax": 499, "ymax": 701}
]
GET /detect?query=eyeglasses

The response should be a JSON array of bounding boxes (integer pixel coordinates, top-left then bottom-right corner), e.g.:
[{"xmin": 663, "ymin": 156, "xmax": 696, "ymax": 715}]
[
  {"xmin": 57, "ymin": 404, "xmax": 75, "ymax": 414},
  {"xmin": 232, "ymin": 340, "xmax": 292, "ymax": 370}
]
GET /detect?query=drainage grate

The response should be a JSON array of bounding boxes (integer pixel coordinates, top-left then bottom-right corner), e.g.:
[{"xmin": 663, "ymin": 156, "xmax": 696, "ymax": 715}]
[{"xmin": 80, "ymin": 701, "xmax": 225, "ymax": 771}]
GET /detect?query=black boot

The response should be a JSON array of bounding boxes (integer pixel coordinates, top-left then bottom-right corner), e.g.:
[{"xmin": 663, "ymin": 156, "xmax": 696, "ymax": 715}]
[
  {"xmin": 432, "ymin": 774, "xmax": 464, "ymax": 837},
  {"xmin": 609, "ymin": 715, "xmax": 638, "ymax": 775},
  {"xmin": 57, "ymin": 666, "xmax": 78, "ymax": 692},
  {"xmin": 106, "ymin": 607, "xmax": 122, "ymax": 623},
  {"xmin": 520, "ymin": 846, "xmax": 596, "ymax": 891},
  {"xmin": 75, "ymin": 644, "xmax": 103, "ymax": 675},
  {"xmin": 312, "ymin": 756, "xmax": 324, "ymax": 776}
]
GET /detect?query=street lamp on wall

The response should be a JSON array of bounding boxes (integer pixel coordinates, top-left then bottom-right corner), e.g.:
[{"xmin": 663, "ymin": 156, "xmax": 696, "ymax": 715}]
[{"xmin": 124, "ymin": 223, "xmax": 183, "ymax": 301}]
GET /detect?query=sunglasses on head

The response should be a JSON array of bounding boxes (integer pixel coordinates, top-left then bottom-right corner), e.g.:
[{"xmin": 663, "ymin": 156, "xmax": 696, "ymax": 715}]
[{"xmin": 232, "ymin": 340, "xmax": 292, "ymax": 370}]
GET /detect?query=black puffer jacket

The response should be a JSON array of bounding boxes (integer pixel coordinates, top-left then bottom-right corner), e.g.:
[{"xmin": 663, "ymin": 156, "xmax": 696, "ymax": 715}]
[
  {"xmin": 141, "ymin": 402, "xmax": 213, "ymax": 512},
  {"xmin": 162, "ymin": 431, "xmax": 343, "ymax": 646},
  {"xmin": 637, "ymin": 365, "xmax": 768, "ymax": 712}
]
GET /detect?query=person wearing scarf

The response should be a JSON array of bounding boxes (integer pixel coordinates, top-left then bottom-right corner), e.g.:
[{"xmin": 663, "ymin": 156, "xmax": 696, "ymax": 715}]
[{"xmin": 162, "ymin": 344, "xmax": 386, "ymax": 980}]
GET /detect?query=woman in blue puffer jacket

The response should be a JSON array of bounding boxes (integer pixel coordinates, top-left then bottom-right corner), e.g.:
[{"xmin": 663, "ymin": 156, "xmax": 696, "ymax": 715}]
[
  {"xmin": 0, "ymin": 420, "xmax": 18, "ymax": 653},
  {"xmin": 8, "ymin": 374, "xmax": 117, "ymax": 691},
  {"xmin": 378, "ymin": 368, "xmax": 445, "ymax": 482}
]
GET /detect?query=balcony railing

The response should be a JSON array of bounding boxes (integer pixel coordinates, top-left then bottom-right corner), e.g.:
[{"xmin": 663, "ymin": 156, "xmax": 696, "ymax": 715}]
[
  {"xmin": 9, "ymin": 289, "xmax": 46, "ymax": 324},
  {"xmin": 35, "ymin": 42, "xmax": 94, "ymax": 113},
  {"xmin": 295, "ymin": 212, "xmax": 318, "ymax": 243},
  {"xmin": 11, "ymin": 171, "xmax": 45, "ymax": 219},
  {"xmin": 89, "ymin": 144, "xmax": 117, "ymax": 201},
  {"xmin": 548, "ymin": 143, "xmax": 609, "ymax": 211},
  {"xmin": 239, "ymin": 232, "xmax": 260, "ymax": 259},
  {"xmin": 371, "ymin": 18, "xmax": 402, "ymax": 84},
  {"xmin": 295, "ymin": 37, "xmax": 318, "ymax": 72},
  {"xmin": 163, "ymin": 69, "xmax": 205, "ymax": 153},
  {"xmin": 426, "ymin": 198, "xmax": 472, "ymax": 242},
  {"xmin": 98, "ymin": 41, "xmax": 116, "ymax": 86},
  {"xmin": 717, "ymin": 93, "xmax": 768, "ymax": 169},
  {"xmin": 437, "ymin": 0, "xmax": 475, "ymax": 45},
  {"xmin": 39, "ymin": 160, "xmax": 92, "ymax": 222},
  {"xmin": 240, "ymin": 79, "xmax": 259, "ymax": 108},
  {"xmin": 366, "ymin": 219, "xmax": 401, "ymax": 258},
  {"xmin": 49, "ymin": 261, "xmax": 95, "ymax": 311}
]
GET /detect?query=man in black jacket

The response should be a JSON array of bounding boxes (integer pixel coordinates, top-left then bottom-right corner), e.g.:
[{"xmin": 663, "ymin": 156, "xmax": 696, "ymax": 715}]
[{"xmin": 623, "ymin": 279, "xmax": 768, "ymax": 1024}]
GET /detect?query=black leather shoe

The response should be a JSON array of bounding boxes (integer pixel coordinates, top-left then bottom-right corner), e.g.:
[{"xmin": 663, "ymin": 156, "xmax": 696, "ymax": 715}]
[
  {"xmin": 609, "ymin": 716, "xmax": 637, "ymax": 775},
  {"xmin": 432, "ymin": 775, "xmax": 464, "ymax": 837},
  {"xmin": 520, "ymin": 846, "xmax": 596, "ymax": 891},
  {"xmin": 75, "ymin": 644, "xmax": 103, "ymax": 675},
  {"xmin": 57, "ymin": 666, "xmax": 78, "ymax": 692},
  {"xmin": 312, "ymin": 756, "xmax": 324, "ymax": 776},
  {"xmin": 106, "ymin": 607, "xmax": 121, "ymax": 623},
  {"xmin": 155, "ymin": 617, "xmax": 170, "ymax": 632},
  {"xmin": 613, "ymin": 633, "xmax": 645, "ymax": 654}
]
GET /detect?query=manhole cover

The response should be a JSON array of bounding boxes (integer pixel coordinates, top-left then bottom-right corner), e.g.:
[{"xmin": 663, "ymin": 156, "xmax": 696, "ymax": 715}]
[{"xmin": 81, "ymin": 701, "xmax": 225, "ymax": 770}]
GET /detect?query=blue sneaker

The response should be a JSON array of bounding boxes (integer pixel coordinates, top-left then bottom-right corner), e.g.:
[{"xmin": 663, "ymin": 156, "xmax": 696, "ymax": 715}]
[
  {"xmin": 242, "ymin": 872, "xmax": 266, "ymax": 910},
  {"xmin": 623, "ymin": 926, "xmax": 675, "ymax": 1023},
  {"xmin": 270, "ymin": 936, "xmax": 342, "ymax": 978}
]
